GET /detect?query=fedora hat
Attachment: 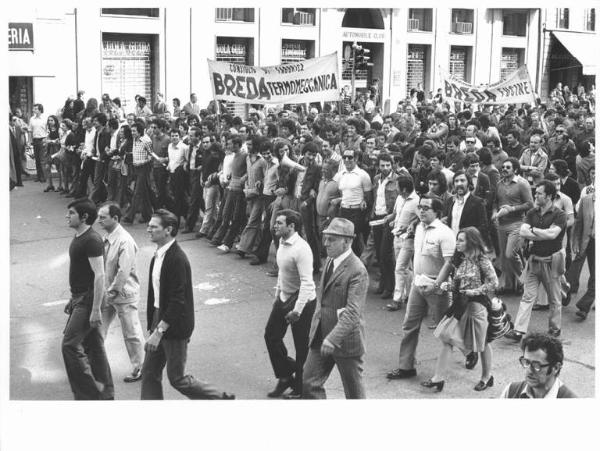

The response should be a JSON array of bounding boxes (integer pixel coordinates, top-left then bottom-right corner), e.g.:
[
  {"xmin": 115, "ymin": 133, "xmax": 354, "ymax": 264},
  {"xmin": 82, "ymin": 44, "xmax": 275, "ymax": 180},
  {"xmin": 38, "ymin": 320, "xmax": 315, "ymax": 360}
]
[{"xmin": 322, "ymin": 218, "xmax": 355, "ymax": 238}]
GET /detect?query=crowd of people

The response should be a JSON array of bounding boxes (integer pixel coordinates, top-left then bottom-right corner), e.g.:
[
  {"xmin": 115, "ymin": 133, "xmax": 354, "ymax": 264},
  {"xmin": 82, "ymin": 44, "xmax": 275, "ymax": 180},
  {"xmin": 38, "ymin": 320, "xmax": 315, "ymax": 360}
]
[{"xmin": 9, "ymin": 81, "xmax": 595, "ymax": 399}]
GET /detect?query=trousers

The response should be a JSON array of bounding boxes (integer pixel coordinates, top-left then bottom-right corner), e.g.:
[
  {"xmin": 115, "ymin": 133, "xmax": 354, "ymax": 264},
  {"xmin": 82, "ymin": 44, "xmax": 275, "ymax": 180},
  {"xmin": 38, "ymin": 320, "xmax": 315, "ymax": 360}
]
[
  {"xmin": 397, "ymin": 284, "xmax": 449, "ymax": 370},
  {"xmin": 302, "ymin": 349, "xmax": 366, "ymax": 399},
  {"xmin": 100, "ymin": 299, "xmax": 145, "ymax": 371},
  {"xmin": 497, "ymin": 221, "xmax": 524, "ymax": 291},
  {"xmin": 264, "ymin": 296, "xmax": 316, "ymax": 393},
  {"xmin": 567, "ymin": 238, "xmax": 595, "ymax": 313},
  {"xmin": 393, "ymin": 236, "xmax": 414, "ymax": 302},
  {"xmin": 62, "ymin": 291, "xmax": 114, "ymax": 400},
  {"xmin": 141, "ymin": 337, "xmax": 225, "ymax": 400}
]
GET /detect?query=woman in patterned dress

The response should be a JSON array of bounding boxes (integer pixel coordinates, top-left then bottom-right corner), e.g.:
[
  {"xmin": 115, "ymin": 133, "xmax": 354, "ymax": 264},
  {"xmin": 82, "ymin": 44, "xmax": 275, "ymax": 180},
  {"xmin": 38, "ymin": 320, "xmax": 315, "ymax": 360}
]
[{"xmin": 422, "ymin": 227, "xmax": 498, "ymax": 392}]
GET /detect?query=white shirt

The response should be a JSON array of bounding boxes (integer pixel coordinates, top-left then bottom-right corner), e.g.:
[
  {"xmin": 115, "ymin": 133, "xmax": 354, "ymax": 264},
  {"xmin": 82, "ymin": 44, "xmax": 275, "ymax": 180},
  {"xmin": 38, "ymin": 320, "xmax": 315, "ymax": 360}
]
[
  {"xmin": 374, "ymin": 174, "xmax": 392, "ymax": 215},
  {"xmin": 109, "ymin": 128, "xmax": 120, "ymax": 153},
  {"xmin": 334, "ymin": 166, "xmax": 372, "ymax": 207},
  {"xmin": 220, "ymin": 152, "xmax": 235, "ymax": 185},
  {"xmin": 276, "ymin": 232, "xmax": 316, "ymax": 314},
  {"xmin": 451, "ymin": 192, "xmax": 470, "ymax": 236},
  {"xmin": 391, "ymin": 190, "xmax": 419, "ymax": 235},
  {"xmin": 83, "ymin": 128, "xmax": 96, "ymax": 157},
  {"xmin": 167, "ymin": 141, "xmax": 188, "ymax": 173},
  {"xmin": 500, "ymin": 378, "xmax": 564, "ymax": 398},
  {"xmin": 332, "ymin": 248, "xmax": 352, "ymax": 271},
  {"xmin": 152, "ymin": 239, "xmax": 176, "ymax": 309}
]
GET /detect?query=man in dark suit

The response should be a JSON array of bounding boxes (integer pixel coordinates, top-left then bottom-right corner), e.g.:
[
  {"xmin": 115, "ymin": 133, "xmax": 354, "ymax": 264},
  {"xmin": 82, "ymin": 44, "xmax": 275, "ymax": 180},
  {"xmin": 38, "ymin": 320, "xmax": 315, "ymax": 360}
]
[
  {"xmin": 90, "ymin": 113, "xmax": 112, "ymax": 204},
  {"xmin": 141, "ymin": 209, "xmax": 234, "ymax": 400},
  {"xmin": 302, "ymin": 218, "xmax": 369, "ymax": 399},
  {"xmin": 464, "ymin": 152, "xmax": 492, "ymax": 211},
  {"xmin": 444, "ymin": 170, "xmax": 491, "ymax": 247}
]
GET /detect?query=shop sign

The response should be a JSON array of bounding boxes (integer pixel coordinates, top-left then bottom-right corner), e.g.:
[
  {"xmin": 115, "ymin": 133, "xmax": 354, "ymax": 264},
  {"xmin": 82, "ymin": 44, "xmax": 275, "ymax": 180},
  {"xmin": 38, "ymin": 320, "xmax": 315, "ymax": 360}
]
[
  {"xmin": 8, "ymin": 23, "xmax": 34, "ymax": 51},
  {"xmin": 342, "ymin": 30, "xmax": 385, "ymax": 41}
]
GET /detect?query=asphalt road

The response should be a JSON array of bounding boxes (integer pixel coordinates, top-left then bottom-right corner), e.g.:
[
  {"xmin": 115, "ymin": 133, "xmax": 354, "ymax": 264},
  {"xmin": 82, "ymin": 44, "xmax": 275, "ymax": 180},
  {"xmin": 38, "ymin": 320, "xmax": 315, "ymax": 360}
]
[{"xmin": 9, "ymin": 180, "xmax": 595, "ymax": 400}]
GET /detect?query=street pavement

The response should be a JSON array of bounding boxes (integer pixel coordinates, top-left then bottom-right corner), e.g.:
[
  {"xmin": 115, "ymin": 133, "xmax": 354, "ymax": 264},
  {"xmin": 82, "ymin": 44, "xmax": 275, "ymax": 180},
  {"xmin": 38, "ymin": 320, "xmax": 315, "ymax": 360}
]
[{"xmin": 9, "ymin": 180, "xmax": 595, "ymax": 400}]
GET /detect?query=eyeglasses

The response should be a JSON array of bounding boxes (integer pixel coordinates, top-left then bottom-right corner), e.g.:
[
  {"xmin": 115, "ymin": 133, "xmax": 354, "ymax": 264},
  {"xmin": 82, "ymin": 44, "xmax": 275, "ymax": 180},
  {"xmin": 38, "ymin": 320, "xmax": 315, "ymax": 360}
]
[
  {"xmin": 502, "ymin": 165, "xmax": 513, "ymax": 170},
  {"xmin": 519, "ymin": 356, "xmax": 553, "ymax": 372},
  {"xmin": 466, "ymin": 140, "xmax": 475, "ymax": 144},
  {"xmin": 343, "ymin": 155, "xmax": 354, "ymax": 160},
  {"xmin": 556, "ymin": 130, "xmax": 565, "ymax": 133},
  {"xmin": 417, "ymin": 205, "xmax": 432, "ymax": 211}
]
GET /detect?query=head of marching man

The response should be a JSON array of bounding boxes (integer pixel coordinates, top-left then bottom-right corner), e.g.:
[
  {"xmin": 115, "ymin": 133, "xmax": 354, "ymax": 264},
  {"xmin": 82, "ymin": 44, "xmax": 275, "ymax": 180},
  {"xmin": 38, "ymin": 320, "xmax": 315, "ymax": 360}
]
[
  {"xmin": 147, "ymin": 209, "xmax": 179, "ymax": 247},
  {"xmin": 322, "ymin": 218, "xmax": 355, "ymax": 259},
  {"xmin": 97, "ymin": 202, "xmax": 122, "ymax": 234},
  {"xmin": 274, "ymin": 209, "xmax": 303, "ymax": 241}
]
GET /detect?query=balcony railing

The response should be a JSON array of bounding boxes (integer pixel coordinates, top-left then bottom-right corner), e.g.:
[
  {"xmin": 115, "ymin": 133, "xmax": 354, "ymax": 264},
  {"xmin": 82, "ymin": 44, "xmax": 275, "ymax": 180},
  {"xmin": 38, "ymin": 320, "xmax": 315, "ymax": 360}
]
[
  {"xmin": 408, "ymin": 18, "xmax": 420, "ymax": 31},
  {"xmin": 453, "ymin": 21, "xmax": 473, "ymax": 34},
  {"xmin": 294, "ymin": 11, "xmax": 314, "ymax": 25}
]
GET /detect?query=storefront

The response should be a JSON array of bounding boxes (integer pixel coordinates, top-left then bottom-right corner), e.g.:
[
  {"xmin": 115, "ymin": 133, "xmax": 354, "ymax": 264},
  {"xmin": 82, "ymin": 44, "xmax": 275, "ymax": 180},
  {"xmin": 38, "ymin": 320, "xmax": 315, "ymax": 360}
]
[
  {"xmin": 548, "ymin": 31, "xmax": 596, "ymax": 92},
  {"xmin": 101, "ymin": 34, "xmax": 158, "ymax": 112},
  {"xmin": 8, "ymin": 23, "xmax": 35, "ymax": 119}
]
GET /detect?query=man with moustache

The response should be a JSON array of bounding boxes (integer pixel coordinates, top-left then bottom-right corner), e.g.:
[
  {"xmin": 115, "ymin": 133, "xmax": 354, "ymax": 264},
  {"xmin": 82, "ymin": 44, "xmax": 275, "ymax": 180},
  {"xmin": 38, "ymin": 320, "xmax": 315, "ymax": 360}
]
[
  {"xmin": 141, "ymin": 209, "xmax": 235, "ymax": 400},
  {"xmin": 493, "ymin": 157, "xmax": 534, "ymax": 294}
]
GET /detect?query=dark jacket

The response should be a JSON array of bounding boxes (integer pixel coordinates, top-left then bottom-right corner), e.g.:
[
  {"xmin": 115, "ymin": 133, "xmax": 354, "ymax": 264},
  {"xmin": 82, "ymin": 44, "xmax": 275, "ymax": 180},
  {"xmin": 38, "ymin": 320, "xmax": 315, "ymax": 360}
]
[
  {"xmin": 445, "ymin": 193, "xmax": 491, "ymax": 247},
  {"xmin": 299, "ymin": 160, "xmax": 322, "ymax": 202},
  {"xmin": 473, "ymin": 172, "xmax": 492, "ymax": 210},
  {"xmin": 94, "ymin": 127, "xmax": 112, "ymax": 161},
  {"xmin": 146, "ymin": 241, "xmax": 195, "ymax": 340}
]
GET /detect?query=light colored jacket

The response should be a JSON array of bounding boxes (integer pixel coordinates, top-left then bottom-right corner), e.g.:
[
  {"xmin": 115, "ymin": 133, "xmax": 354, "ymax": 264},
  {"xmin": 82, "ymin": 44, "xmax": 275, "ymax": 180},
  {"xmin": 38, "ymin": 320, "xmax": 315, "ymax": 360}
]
[{"xmin": 103, "ymin": 224, "xmax": 140, "ymax": 302}]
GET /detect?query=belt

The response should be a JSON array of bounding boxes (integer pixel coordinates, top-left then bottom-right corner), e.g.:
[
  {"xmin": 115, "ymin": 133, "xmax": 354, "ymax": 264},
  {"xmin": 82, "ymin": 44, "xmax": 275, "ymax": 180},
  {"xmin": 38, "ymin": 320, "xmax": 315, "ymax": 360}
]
[
  {"xmin": 341, "ymin": 204, "xmax": 362, "ymax": 210},
  {"xmin": 531, "ymin": 255, "xmax": 553, "ymax": 263}
]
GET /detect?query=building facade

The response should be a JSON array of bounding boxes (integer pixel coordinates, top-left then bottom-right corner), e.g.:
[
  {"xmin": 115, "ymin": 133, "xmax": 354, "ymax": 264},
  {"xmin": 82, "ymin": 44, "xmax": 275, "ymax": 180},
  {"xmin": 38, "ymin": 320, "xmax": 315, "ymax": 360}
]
[{"xmin": 7, "ymin": 7, "xmax": 596, "ymax": 119}]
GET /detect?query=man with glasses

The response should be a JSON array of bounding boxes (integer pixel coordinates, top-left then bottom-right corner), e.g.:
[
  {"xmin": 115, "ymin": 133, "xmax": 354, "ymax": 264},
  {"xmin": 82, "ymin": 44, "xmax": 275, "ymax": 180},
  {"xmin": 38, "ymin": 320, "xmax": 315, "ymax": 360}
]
[
  {"xmin": 332, "ymin": 149, "xmax": 373, "ymax": 256},
  {"xmin": 459, "ymin": 124, "xmax": 482, "ymax": 152},
  {"xmin": 387, "ymin": 195, "xmax": 455, "ymax": 381},
  {"xmin": 505, "ymin": 180, "xmax": 567, "ymax": 341},
  {"xmin": 547, "ymin": 126, "xmax": 576, "ymax": 162},
  {"xmin": 493, "ymin": 157, "xmax": 533, "ymax": 294},
  {"xmin": 500, "ymin": 332, "xmax": 576, "ymax": 398}
]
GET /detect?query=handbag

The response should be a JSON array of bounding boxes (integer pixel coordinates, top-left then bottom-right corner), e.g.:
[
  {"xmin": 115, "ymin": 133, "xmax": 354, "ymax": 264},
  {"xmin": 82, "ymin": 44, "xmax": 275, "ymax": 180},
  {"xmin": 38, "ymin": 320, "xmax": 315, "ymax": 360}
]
[{"xmin": 433, "ymin": 315, "xmax": 465, "ymax": 350}]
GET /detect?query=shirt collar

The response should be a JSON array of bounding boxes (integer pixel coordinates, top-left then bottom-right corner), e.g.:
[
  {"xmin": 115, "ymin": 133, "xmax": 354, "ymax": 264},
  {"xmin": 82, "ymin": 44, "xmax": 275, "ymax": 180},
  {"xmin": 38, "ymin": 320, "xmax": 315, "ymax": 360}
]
[
  {"xmin": 456, "ymin": 191, "xmax": 470, "ymax": 204},
  {"xmin": 522, "ymin": 378, "xmax": 563, "ymax": 398},
  {"xmin": 423, "ymin": 218, "xmax": 442, "ymax": 229},
  {"xmin": 155, "ymin": 238, "xmax": 176, "ymax": 258},
  {"xmin": 281, "ymin": 232, "xmax": 300, "ymax": 246},
  {"xmin": 104, "ymin": 223, "xmax": 124, "ymax": 245},
  {"xmin": 333, "ymin": 248, "xmax": 353, "ymax": 268},
  {"xmin": 405, "ymin": 190, "xmax": 418, "ymax": 201}
]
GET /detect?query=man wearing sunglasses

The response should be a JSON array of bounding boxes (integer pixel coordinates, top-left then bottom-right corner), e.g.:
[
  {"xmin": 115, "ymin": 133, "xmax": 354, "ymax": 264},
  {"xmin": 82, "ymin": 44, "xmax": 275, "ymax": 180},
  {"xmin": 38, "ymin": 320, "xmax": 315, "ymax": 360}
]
[{"xmin": 500, "ymin": 332, "xmax": 576, "ymax": 398}]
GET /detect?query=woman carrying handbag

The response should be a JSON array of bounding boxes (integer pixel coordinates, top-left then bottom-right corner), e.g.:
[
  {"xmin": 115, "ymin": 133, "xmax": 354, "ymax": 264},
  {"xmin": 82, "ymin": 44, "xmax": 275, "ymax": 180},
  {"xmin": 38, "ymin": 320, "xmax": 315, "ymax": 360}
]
[{"xmin": 423, "ymin": 227, "xmax": 498, "ymax": 393}]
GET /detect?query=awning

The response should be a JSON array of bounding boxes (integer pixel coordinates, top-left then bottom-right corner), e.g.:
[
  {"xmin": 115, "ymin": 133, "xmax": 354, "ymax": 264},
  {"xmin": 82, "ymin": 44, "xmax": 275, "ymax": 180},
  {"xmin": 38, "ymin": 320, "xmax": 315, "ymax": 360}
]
[{"xmin": 552, "ymin": 31, "xmax": 597, "ymax": 75}]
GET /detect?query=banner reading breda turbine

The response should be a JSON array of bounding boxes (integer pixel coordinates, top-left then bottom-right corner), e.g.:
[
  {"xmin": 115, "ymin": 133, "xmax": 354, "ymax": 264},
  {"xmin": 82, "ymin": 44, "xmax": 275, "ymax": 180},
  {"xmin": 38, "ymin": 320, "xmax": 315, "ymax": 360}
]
[
  {"xmin": 441, "ymin": 65, "xmax": 535, "ymax": 105},
  {"xmin": 208, "ymin": 53, "xmax": 339, "ymax": 105}
]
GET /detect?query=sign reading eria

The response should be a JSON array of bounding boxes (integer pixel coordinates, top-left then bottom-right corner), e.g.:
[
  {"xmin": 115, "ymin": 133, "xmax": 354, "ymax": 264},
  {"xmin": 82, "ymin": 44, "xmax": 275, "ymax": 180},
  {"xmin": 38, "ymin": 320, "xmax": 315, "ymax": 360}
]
[
  {"xmin": 8, "ymin": 23, "xmax": 34, "ymax": 51},
  {"xmin": 208, "ymin": 53, "xmax": 339, "ymax": 105}
]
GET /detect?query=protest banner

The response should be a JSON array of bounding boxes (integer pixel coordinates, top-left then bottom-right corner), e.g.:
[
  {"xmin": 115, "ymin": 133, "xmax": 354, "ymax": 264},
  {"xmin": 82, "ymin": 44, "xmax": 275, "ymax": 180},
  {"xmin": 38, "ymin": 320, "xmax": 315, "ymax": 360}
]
[
  {"xmin": 207, "ymin": 53, "xmax": 339, "ymax": 105},
  {"xmin": 440, "ymin": 65, "xmax": 536, "ymax": 105}
]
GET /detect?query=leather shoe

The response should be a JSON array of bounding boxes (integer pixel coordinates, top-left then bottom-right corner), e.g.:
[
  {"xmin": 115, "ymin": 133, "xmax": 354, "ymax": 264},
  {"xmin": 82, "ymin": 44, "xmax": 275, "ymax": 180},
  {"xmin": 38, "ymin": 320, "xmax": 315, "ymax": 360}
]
[
  {"xmin": 267, "ymin": 377, "xmax": 294, "ymax": 398},
  {"xmin": 421, "ymin": 379, "xmax": 445, "ymax": 392},
  {"xmin": 386, "ymin": 368, "xmax": 416, "ymax": 379},
  {"xmin": 532, "ymin": 304, "xmax": 549, "ymax": 311},
  {"xmin": 381, "ymin": 291, "xmax": 393, "ymax": 299},
  {"xmin": 474, "ymin": 376, "xmax": 494, "ymax": 392},
  {"xmin": 249, "ymin": 258, "xmax": 266, "ymax": 266},
  {"xmin": 386, "ymin": 301, "xmax": 401, "ymax": 311},
  {"xmin": 266, "ymin": 270, "xmax": 278, "ymax": 277},
  {"xmin": 465, "ymin": 352, "xmax": 478, "ymax": 370},
  {"xmin": 123, "ymin": 368, "xmax": 142, "ymax": 383},
  {"xmin": 195, "ymin": 231, "xmax": 207, "ymax": 239},
  {"xmin": 222, "ymin": 392, "xmax": 236, "ymax": 400},
  {"xmin": 548, "ymin": 328, "xmax": 561, "ymax": 338},
  {"xmin": 283, "ymin": 390, "xmax": 302, "ymax": 399}
]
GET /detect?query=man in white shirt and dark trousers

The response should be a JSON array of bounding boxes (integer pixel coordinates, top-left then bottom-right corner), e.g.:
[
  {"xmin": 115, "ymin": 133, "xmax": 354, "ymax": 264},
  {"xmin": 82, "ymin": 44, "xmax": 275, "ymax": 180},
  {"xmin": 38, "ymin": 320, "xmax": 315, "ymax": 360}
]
[{"xmin": 264, "ymin": 209, "xmax": 317, "ymax": 399}]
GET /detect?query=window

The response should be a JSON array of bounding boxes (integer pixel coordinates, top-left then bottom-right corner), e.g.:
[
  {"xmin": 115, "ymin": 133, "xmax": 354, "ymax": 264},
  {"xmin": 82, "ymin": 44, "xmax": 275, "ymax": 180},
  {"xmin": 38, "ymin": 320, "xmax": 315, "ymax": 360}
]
[
  {"xmin": 556, "ymin": 9, "xmax": 569, "ymax": 29},
  {"xmin": 281, "ymin": 8, "xmax": 316, "ymax": 26},
  {"xmin": 281, "ymin": 40, "xmax": 314, "ymax": 64},
  {"xmin": 215, "ymin": 8, "xmax": 254, "ymax": 23},
  {"xmin": 585, "ymin": 9, "xmax": 595, "ymax": 31},
  {"xmin": 408, "ymin": 9, "xmax": 433, "ymax": 32},
  {"xmin": 101, "ymin": 9, "xmax": 159, "ymax": 17},
  {"xmin": 449, "ymin": 46, "xmax": 472, "ymax": 82},
  {"xmin": 502, "ymin": 10, "xmax": 527, "ymax": 37},
  {"xmin": 451, "ymin": 9, "xmax": 473, "ymax": 34},
  {"xmin": 500, "ymin": 48, "xmax": 524, "ymax": 80}
]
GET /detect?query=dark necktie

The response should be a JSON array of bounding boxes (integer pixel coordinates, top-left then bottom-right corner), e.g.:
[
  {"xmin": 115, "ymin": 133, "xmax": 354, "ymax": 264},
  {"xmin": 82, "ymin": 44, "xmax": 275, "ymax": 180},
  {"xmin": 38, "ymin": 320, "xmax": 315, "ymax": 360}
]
[{"xmin": 324, "ymin": 259, "xmax": 334, "ymax": 285}]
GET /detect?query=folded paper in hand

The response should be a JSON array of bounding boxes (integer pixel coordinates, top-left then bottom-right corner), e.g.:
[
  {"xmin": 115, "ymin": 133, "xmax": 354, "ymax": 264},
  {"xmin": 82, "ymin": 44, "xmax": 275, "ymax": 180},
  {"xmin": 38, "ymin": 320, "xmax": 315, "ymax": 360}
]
[{"xmin": 414, "ymin": 274, "xmax": 436, "ymax": 288}]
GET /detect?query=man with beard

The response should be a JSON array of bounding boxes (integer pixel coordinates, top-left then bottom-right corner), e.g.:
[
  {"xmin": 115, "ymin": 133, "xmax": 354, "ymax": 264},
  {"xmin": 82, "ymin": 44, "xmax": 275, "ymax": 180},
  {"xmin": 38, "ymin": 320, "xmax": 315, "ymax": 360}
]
[{"xmin": 493, "ymin": 157, "xmax": 533, "ymax": 294}]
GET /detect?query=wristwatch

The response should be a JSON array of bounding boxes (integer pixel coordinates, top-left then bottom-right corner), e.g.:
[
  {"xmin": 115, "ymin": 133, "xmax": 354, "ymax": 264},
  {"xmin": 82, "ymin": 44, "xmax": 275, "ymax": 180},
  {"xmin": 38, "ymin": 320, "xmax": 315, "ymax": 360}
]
[{"xmin": 157, "ymin": 326, "xmax": 167, "ymax": 335}]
